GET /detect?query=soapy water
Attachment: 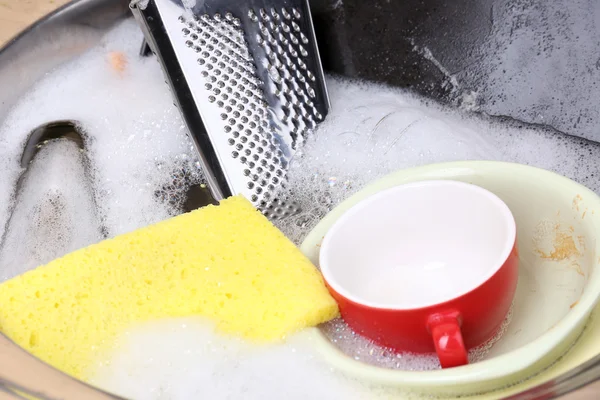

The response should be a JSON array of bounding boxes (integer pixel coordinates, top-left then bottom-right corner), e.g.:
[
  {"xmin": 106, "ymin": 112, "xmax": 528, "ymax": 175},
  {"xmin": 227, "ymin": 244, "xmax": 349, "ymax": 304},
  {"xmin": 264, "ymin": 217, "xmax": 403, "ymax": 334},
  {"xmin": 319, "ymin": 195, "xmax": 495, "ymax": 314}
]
[
  {"xmin": 276, "ymin": 76, "xmax": 600, "ymax": 243},
  {"xmin": 89, "ymin": 318, "xmax": 397, "ymax": 400},
  {"xmin": 322, "ymin": 303, "xmax": 513, "ymax": 371},
  {"xmin": 0, "ymin": 18, "xmax": 599, "ymax": 398},
  {"xmin": 0, "ymin": 21, "xmax": 204, "ymax": 279}
]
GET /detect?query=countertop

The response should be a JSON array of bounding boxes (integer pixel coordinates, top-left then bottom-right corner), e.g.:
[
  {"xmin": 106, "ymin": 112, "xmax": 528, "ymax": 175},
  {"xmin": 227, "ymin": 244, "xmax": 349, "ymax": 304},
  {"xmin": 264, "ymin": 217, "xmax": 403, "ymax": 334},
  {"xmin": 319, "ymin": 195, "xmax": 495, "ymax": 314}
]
[
  {"xmin": 0, "ymin": 0, "xmax": 599, "ymax": 399},
  {"xmin": 0, "ymin": 0, "xmax": 71, "ymax": 44}
]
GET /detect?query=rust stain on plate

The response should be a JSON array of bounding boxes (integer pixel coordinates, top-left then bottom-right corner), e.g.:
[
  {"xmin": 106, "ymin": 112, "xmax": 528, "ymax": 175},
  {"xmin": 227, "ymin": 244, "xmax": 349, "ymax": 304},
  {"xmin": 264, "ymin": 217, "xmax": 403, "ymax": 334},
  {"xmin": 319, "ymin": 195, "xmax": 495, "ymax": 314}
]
[
  {"xmin": 572, "ymin": 194, "xmax": 592, "ymax": 220},
  {"xmin": 533, "ymin": 221, "xmax": 585, "ymax": 276},
  {"xmin": 316, "ymin": 236, "xmax": 325, "ymax": 248},
  {"xmin": 570, "ymin": 300, "xmax": 579, "ymax": 309},
  {"xmin": 572, "ymin": 194, "xmax": 583, "ymax": 211}
]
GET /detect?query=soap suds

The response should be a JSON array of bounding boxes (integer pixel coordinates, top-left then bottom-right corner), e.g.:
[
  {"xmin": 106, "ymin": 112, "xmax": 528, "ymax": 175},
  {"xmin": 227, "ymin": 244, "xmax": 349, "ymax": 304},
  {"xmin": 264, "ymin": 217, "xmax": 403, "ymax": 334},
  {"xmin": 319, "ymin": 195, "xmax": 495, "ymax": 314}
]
[
  {"xmin": 320, "ymin": 303, "xmax": 513, "ymax": 371},
  {"xmin": 182, "ymin": 0, "xmax": 197, "ymax": 9},
  {"xmin": 90, "ymin": 319, "xmax": 398, "ymax": 400},
  {"xmin": 0, "ymin": 21, "xmax": 203, "ymax": 282},
  {"xmin": 0, "ymin": 17, "xmax": 599, "ymax": 399},
  {"xmin": 275, "ymin": 76, "xmax": 600, "ymax": 244}
]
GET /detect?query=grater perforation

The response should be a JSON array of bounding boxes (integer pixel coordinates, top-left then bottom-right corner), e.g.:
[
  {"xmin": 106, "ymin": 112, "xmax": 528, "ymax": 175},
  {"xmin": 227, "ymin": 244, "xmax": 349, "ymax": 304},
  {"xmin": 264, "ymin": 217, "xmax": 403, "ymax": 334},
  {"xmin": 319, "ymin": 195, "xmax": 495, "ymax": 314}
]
[{"xmin": 131, "ymin": 0, "xmax": 329, "ymax": 220}]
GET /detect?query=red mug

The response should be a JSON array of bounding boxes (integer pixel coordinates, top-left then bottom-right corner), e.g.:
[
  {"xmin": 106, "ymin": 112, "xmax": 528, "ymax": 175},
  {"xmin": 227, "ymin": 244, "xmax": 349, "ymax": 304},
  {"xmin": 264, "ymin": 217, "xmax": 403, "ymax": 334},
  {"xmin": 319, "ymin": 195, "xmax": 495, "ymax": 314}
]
[{"xmin": 319, "ymin": 180, "xmax": 519, "ymax": 368}]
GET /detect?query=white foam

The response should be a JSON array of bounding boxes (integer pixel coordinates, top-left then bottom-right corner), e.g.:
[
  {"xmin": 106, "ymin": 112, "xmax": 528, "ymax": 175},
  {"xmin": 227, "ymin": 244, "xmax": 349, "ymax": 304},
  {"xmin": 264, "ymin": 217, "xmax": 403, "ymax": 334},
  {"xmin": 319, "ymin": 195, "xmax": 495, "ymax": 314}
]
[
  {"xmin": 90, "ymin": 318, "xmax": 398, "ymax": 400},
  {"xmin": 182, "ymin": 0, "xmax": 198, "ymax": 9},
  {"xmin": 0, "ymin": 21, "xmax": 203, "ymax": 279},
  {"xmin": 320, "ymin": 304, "xmax": 513, "ymax": 371},
  {"xmin": 0, "ymin": 17, "xmax": 598, "ymax": 399},
  {"xmin": 277, "ymin": 76, "xmax": 600, "ymax": 243}
]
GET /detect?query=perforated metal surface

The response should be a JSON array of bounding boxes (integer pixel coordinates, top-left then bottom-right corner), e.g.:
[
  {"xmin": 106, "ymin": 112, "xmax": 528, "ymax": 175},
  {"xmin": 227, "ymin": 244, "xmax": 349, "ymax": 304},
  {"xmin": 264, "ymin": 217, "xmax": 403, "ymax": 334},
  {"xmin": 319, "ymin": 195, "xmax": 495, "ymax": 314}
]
[{"xmin": 131, "ymin": 0, "xmax": 329, "ymax": 220}]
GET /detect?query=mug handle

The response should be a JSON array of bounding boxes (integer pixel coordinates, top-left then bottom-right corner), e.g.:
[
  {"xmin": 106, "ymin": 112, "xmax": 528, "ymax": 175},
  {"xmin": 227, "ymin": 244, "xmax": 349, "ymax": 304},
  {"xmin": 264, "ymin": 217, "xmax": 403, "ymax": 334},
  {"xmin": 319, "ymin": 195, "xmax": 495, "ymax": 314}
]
[{"xmin": 427, "ymin": 311, "xmax": 468, "ymax": 368}]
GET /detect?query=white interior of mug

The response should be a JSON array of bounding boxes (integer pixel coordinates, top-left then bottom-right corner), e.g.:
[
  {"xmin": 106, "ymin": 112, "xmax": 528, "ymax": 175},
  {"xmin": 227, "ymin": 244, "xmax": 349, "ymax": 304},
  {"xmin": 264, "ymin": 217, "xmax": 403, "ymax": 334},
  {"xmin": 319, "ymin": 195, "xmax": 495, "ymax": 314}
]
[{"xmin": 319, "ymin": 180, "xmax": 517, "ymax": 309}]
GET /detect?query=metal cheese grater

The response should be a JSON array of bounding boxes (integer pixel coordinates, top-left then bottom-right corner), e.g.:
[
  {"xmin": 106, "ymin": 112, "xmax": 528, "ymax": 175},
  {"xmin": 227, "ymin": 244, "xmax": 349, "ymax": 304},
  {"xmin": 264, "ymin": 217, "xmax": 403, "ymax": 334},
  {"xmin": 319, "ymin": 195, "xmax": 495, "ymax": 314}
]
[{"xmin": 130, "ymin": 0, "xmax": 330, "ymax": 219}]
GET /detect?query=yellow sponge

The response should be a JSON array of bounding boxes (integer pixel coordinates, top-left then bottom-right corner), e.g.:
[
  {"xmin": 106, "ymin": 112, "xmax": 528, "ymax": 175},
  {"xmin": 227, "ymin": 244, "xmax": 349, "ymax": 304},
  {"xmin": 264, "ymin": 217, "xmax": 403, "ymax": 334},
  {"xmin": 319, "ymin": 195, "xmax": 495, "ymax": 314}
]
[{"xmin": 0, "ymin": 195, "xmax": 338, "ymax": 380}]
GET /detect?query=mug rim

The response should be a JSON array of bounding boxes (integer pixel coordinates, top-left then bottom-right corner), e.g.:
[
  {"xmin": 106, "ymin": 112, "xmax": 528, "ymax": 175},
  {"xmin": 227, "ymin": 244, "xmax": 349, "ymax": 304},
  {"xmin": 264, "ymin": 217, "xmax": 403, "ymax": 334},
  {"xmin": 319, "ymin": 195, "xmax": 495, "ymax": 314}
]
[
  {"xmin": 301, "ymin": 161, "xmax": 600, "ymax": 392},
  {"xmin": 318, "ymin": 179, "xmax": 517, "ymax": 310}
]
